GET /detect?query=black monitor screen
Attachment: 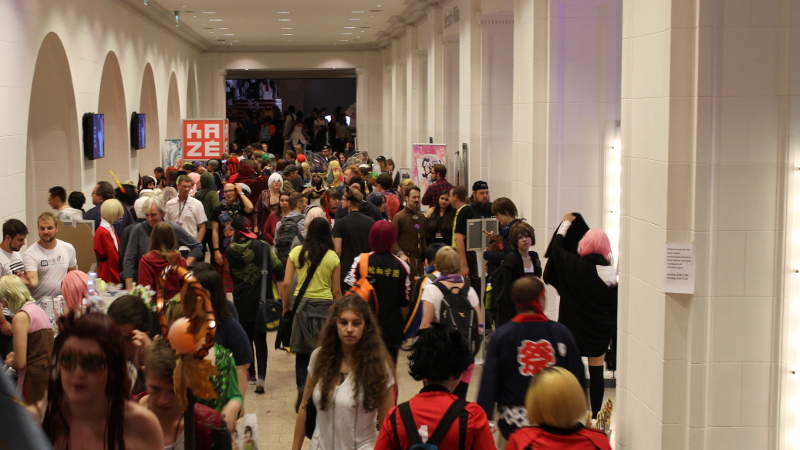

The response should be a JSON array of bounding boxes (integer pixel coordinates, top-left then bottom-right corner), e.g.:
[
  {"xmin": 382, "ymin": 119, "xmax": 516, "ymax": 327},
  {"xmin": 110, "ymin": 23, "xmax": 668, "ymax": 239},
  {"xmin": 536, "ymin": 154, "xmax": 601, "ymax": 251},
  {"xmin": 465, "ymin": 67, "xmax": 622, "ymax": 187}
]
[
  {"xmin": 131, "ymin": 113, "xmax": 146, "ymax": 149},
  {"xmin": 83, "ymin": 113, "xmax": 105, "ymax": 160}
]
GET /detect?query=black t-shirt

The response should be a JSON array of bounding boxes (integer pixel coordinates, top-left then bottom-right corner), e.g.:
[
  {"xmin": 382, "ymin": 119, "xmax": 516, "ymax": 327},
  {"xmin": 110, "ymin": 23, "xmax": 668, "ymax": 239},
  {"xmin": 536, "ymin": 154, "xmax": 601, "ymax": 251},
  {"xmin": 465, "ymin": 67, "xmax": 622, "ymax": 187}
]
[
  {"xmin": 211, "ymin": 201, "xmax": 249, "ymax": 249},
  {"xmin": 454, "ymin": 202, "xmax": 494, "ymax": 272},
  {"xmin": 344, "ymin": 252, "xmax": 410, "ymax": 349},
  {"xmin": 332, "ymin": 211, "xmax": 375, "ymax": 281}
]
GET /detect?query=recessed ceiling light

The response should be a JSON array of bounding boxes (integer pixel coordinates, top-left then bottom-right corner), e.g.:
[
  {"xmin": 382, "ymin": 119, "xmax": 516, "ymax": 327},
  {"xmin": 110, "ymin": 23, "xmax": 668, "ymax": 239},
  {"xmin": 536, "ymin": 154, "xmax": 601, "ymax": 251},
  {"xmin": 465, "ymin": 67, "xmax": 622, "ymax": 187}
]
[
  {"xmin": 209, "ymin": 31, "xmax": 214, "ymax": 33},
  {"xmin": 192, "ymin": 15, "xmax": 197, "ymax": 18},
  {"xmin": 339, "ymin": 39, "xmax": 349, "ymax": 42},
  {"xmin": 351, "ymin": 11, "xmax": 365, "ymax": 13},
  {"xmin": 245, "ymin": 68, "xmax": 249, "ymax": 70},
  {"xmin": 224, "ymin": 34, "xmax": 234, "ymax": 36},
  {"xmin": 277, "ymin": 11, "xmax": 290, "ymax": 14},
  {"xmin": 202, "ymin": 11, "xmax": 215, "ymax": 14},
  {"xmin": 348, "ymin": 18, "xmax": 361, "ymax": 21},
  {"xmin": 281, "ymin": 27, "xmax": 292, "ymax": 30},
  {"xmin": 360, "ymin": 31, "xmax": 365, "ymax": 33},
  {"xmin": 282, "ymin": 33, "xmax": 293, "ymax": 36},
  {"xmin": 344, "ymin": 26, "xmax": 356, "ymax": 29},
  {"xmin": 278, "ymin": 18, "xmax": 291, "ymax": 21},
  {"xmin": 209, "ymin": 19, "xmax": 223, "ymax": 21},
  {"xmin": 232, "ymin": 40, "xmax": 240, "ymax": 42},
  {"xmin": 342, "ymin": 33, "xmax": 352, "ymax": 35},
  {"xmin": 217, "ymin": 27, "xmax": 230, "ymax": 30}
]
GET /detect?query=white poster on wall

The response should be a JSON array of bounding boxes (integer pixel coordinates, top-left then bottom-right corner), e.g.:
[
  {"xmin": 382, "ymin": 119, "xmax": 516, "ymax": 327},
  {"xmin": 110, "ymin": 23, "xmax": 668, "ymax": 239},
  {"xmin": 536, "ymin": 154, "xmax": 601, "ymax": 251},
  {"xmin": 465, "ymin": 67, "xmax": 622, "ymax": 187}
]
[{"xmin": 664, "ymin": 243, "xmax": 695, "ymax": 294}]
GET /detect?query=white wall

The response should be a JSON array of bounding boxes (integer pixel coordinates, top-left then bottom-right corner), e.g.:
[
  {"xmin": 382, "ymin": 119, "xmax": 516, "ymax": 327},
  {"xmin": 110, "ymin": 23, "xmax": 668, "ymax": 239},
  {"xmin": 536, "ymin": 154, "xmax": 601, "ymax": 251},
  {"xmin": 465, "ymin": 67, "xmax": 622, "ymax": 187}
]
[{"xmin": 1, "ymin": 0, "xmax": 200, "ymax": 225}]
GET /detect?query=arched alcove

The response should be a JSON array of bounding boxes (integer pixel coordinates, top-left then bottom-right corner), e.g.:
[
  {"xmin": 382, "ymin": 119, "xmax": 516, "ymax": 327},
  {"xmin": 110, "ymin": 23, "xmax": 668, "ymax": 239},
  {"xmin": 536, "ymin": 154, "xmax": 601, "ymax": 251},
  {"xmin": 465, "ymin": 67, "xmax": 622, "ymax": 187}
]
[
  {"xmin": 96, "ymin": 51, "xmax": 128, "ymax": 184},
  {"xmin": 138, "ymin": 64, "xmax": 160, "ymax": 175},
  {"xmin": 186, "ymin": 66, "xmax": 198, "ymax": 118},
  {"xmin": 166, "ymin": 72, "xmax": 182, "ymax": 142},
  {"xmin": 26, "ymin": 32, "xmax": 81, "ymax": 225}
]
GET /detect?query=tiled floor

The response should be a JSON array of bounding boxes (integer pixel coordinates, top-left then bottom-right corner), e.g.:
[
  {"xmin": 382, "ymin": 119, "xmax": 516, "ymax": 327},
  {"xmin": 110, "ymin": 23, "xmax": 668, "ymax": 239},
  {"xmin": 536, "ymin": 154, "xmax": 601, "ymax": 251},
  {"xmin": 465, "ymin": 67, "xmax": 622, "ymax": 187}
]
[{"xmin": 242, "ymin": 333, "xmax": 615, "ymax": 449}]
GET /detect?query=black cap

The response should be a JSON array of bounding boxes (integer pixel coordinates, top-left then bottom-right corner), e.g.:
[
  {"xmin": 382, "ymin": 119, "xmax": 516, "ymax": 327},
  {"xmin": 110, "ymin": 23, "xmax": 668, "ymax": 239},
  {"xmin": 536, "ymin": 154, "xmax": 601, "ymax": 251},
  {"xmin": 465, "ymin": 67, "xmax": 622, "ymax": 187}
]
[
  {"xmin": 472, "ymin": 181, "xmax": 489, "ymax": 191},
  {"xmin": 231, "ymin": 217, "xmax": 258, "ymax": 240},
  {"xmin": 376, "ymin": 155, "xmax": 386, "ymax": 161}
]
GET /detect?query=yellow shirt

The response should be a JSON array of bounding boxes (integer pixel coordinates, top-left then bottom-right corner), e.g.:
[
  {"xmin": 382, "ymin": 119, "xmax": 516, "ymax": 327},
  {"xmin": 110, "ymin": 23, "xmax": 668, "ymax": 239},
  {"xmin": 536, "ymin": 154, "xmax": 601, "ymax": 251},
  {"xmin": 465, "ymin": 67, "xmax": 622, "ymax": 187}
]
[{"xmin": 289, "ymin": 247, "xmax": 340, "ymax": 299}]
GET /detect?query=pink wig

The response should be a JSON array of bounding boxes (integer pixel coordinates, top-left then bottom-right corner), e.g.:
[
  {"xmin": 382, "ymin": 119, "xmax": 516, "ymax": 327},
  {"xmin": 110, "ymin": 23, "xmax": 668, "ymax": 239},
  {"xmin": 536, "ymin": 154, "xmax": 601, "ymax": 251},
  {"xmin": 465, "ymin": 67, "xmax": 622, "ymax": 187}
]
[
  {"xmin": 369, "ymin": 220, "xmax": 397, "ymax": 254},
  {"xmin": 61, "ymin": 270, "xmax": 89, "ymax": 309},
  {"xmin": 305, "ymin": 206, "xmax": 327, "ymax": 231},
  {"xmin": 577, "ymin": 228, "xmax": 613, "ymax": 263}
]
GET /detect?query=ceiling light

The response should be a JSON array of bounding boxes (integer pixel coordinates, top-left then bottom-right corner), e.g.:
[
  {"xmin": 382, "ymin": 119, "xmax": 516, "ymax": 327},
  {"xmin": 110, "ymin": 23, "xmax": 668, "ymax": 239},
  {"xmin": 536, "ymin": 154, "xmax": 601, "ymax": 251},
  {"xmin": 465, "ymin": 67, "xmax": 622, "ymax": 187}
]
[
  {"xmin": 224, "ymin": 34, "xmax": 234, "ymax": 36},
  {"xmin": 245, "ymin": 68, "xmax": 249, "ymax": 70},
  {"xmin": 217, "ymin": 27, "xmax": 230, "ymax": 29},
  {"xmin": 344, "ymin": 26, "xmax": 356, "ymax": 29},
  {"xmin": 351, "ymin": 11, "xmax": 365, "ymax": 13},
  {"xmin": 348, "ymin": 18, "xmax": 361, "ymax": 21},
  {"xmin": 339, "ymin": 39, "xmax": 349, "ymax": 42},
  {"xmin": 278, "ymin": 18, "xmax": 291, "ymax": 21},
  {"xmin": 202, "ymin": 11, "xmax": 216, "ymax": 14},
  {"xmin": 342, "ymin": 33, "xmax": 352, "ymax": 35},
  {"xmin": 282, "ymin": 33, "xmax": 293, "ymax": 36},
  {"xmin": 193, "ymin": 15, "xmax": 197, "ymax": 17},
  {"xmin": 210, "ymin": 19, "xmax": 223, "ymax": 21},
  {"xmin": 232, "ymin": 40, "xmax": 240, "ymax": 42},
  {"xmin": 281, "ymin": 27, "xmax": 292, "ymax": 29},
  {"xmin": 277, "ymin": 11, "xmax": 290, "ymax": 14}
]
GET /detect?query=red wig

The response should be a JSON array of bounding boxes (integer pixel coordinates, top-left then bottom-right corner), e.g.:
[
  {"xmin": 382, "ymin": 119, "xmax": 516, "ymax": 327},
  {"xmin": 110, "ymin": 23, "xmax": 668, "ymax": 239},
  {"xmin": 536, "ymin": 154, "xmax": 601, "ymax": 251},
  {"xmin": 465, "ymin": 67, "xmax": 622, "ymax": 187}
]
[{"xmin": 369, "ymin": 220, "xmax": 397, "ymax": 254}]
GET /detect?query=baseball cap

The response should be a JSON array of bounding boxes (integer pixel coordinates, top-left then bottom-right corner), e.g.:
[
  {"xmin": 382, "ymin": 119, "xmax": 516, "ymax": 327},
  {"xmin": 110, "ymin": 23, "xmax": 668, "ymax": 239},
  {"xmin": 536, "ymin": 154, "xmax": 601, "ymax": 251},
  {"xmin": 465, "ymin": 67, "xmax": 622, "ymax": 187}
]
[
  {"xmin": 376, "ymin": 155, "xmax": 386, "ymax": 161},
  {"xmin": 231, "ymin": 217, "xmax": 258, "ymax": 240},
  {"xmin": 472, "ymin": 181, "xmax": 489, "ymax": 191},
  {"xmin": 284, "ymin": 164, "xmax": 298, "ymax": 173}
]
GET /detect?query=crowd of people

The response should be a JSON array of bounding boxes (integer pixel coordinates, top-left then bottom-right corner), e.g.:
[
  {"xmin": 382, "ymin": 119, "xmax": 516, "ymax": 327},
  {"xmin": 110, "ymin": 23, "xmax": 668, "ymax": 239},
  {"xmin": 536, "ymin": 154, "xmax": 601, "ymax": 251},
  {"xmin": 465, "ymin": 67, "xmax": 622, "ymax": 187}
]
[{"xmin": 0, "ymin": 107, "xmax": 618, "ymax": 450}]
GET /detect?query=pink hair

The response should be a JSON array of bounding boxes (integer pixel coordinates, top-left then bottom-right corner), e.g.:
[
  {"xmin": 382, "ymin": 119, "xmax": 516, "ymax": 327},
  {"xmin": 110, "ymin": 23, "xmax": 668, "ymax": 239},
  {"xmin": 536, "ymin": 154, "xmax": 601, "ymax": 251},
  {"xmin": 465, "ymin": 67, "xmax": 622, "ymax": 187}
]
[
  {"xmin": 577, "ymin": 228, "xmax": 613, "ymax": 263},
  {"xmin": 369, "ymin": 220, "xmax": 397, "ymax": 254},
  {"xmin": 61, "ymin": 270, "xmax": 89, "ymax": 309}
]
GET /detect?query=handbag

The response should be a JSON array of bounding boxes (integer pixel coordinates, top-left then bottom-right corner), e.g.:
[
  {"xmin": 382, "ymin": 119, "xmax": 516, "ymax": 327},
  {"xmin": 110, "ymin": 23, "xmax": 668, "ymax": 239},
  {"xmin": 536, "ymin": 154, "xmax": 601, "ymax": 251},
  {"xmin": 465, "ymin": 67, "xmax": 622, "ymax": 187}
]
[
  {"xmin": 304, "ymin": 396, "xmax": 317, "ymax": 439},
  {"xmin": 255, "ymin": 241, "xmax": 281, "ymax": 333},
  {"xmin": 275, "ymin": 260, "xmax": 319, "ymax": 351}
]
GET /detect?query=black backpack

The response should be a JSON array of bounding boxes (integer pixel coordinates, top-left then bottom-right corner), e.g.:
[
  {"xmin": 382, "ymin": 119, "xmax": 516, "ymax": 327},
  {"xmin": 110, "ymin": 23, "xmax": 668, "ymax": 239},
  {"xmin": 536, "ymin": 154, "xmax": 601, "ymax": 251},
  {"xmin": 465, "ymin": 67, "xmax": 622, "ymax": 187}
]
[
  {"xmin": 395, "ymin": 399, "xmax": 468, "ymax": 450},
  {"xmin": 434, "ymin": 282, "xmax": 481, "ymax": 357},
  {"xmin": 275, "ymin": 215, "xmax": 304, "ymax": 265}
]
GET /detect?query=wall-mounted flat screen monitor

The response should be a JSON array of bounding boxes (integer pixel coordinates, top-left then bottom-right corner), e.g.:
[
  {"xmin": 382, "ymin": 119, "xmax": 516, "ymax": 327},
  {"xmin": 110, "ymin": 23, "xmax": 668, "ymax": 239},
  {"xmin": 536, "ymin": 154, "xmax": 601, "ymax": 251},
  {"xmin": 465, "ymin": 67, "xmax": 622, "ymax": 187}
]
[
  {"xmin": 130, "ymin": 113, "xmax": 146, "ymax": 149},
  {"xmin": 82, "ymin": 113, "xmax": 105, "ymax": 160}
]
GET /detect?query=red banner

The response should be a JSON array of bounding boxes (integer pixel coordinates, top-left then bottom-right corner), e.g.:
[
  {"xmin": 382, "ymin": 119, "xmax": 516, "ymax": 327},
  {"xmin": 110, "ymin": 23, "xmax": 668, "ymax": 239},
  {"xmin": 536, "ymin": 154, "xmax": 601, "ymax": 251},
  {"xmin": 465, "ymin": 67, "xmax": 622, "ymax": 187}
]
[{"xmin": 182, "ymin": 119, "xmax": 229, "ymax": 160}]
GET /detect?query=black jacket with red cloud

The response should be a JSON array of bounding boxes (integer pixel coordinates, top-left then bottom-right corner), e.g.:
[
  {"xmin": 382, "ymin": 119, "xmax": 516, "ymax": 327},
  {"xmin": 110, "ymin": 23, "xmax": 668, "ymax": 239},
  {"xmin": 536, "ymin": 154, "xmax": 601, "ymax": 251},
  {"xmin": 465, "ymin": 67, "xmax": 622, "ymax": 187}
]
[{"xmin": 477, "ymin": 314, "xmax": 586, "ymax": 420}]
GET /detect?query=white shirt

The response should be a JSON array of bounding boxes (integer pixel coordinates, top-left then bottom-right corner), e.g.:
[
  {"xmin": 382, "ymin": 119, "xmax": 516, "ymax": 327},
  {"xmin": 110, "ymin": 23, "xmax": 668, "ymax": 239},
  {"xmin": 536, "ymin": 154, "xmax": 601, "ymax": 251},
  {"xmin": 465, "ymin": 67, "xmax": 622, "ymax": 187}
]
[
  {"xmin": 56, "ymin": 207, "xmax": 83, "ymax": 222},
  {"xmin": 0, "ymin": 248, "xmax": 25, "ymax": 277},
  {"xmin": 165, "ymin": 196, "xmax": 207, "ymax": 239},
  {"xmin": 420, "ymin": 281, "xmax": 480, "ymax": 321},
  {"xmin": 23, "ymin": 240, "xmax": 77, "ymax": 299},
  {"xmin": 308, "ymin": 348, "xmax": 395, "ymax": 450}
]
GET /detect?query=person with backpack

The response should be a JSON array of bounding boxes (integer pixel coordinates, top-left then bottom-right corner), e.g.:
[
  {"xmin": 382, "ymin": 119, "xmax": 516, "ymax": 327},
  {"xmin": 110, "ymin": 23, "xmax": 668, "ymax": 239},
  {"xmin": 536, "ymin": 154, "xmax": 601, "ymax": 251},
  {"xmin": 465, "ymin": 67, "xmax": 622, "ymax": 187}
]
[
  {"xmin": 404, "ymin": 243, "xmax": 445, "ymax": 340},
  {"xmin": 226, "ymin": 217, "xmax": 284, "ymax": 394},
  {"xmin": 274, "ymin": 193, "xmax": 307, "ymax": 266},
  {"xmin": 344, "ymin": 220, "xmax": 410, "ymax": 365},
  {"xmin": 505, "ymin": 367, "xmax": 611, "ymax": 450},
  {"xmin": 374, "ymin": 323, "xmax": 496, "ymax": 450},
  {"xmin": 281, "ymin": 217, "xmax": 342, "ymax": 410},
  {"xmin": 420, "ymin": 246, "xmax": 484, "ymax": 400},
  {"xmin": 477, "ymin": 277, "xmax": 585, "ymax": 441}
]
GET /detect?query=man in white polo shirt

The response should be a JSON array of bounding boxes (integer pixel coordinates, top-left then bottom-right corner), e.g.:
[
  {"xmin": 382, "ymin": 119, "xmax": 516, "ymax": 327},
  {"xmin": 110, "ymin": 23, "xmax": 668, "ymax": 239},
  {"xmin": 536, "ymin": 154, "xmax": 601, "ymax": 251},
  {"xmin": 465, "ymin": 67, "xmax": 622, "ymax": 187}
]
[
  {"xmin": 166, "ymin": 175, "xmax": 208, "ymax": 242},
  {"xmin": 23, "ymin": 212, "xmax": 77, "ymax": 299}
]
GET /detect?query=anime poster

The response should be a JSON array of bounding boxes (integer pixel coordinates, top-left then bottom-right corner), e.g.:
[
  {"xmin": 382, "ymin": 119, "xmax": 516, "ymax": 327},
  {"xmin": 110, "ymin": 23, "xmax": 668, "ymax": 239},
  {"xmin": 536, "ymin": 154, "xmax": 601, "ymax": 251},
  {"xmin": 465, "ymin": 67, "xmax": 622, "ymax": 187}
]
[
  {"xmin": 164, "ymin": 139, "xmax": 181, "ymax": 168},
  {"xmin": 412, "ymin": 144, "xmax": 447, "ymax": 195}
]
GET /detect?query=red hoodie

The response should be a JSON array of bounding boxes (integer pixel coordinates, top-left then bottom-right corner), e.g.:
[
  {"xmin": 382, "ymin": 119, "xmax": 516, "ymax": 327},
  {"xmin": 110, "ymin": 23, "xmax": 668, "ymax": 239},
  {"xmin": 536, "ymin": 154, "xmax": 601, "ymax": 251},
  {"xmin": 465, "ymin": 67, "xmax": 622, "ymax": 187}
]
[{"xmin": 137, "ymin": 251, "xmax": 186, "ymax": 299}]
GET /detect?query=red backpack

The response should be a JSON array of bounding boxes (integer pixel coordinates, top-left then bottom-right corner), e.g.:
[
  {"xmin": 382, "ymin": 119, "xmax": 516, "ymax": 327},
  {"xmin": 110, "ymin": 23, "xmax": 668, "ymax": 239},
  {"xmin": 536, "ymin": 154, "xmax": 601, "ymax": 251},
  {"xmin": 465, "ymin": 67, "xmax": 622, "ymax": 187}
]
[
  {"xmin": 345, "ymin": 253, "xmax": 379, "ymax": 315},
  {"xmin": 384, "ymin": 191, "xmax": 401, "ymax": 220}
]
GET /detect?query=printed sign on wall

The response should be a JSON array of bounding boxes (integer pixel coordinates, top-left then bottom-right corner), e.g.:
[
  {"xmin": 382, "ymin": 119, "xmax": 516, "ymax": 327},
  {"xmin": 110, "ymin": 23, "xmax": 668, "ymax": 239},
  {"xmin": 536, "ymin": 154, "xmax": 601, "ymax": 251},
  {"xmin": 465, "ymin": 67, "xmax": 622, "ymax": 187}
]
[
  {"xmin": 412, "ymin": 143, "xmax": 447, "ymax": 196},
  {"xmin": 182, "ymin": 119, "xmax": 229, "ymax": 160}
]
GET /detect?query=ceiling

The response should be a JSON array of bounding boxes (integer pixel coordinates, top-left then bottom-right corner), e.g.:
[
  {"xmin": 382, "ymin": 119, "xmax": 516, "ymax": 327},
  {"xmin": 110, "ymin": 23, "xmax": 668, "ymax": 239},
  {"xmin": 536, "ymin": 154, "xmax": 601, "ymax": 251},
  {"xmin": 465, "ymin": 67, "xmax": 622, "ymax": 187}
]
[{"xmin": 149, "ymin": 0, "xmax": 410, "ymax": 50}]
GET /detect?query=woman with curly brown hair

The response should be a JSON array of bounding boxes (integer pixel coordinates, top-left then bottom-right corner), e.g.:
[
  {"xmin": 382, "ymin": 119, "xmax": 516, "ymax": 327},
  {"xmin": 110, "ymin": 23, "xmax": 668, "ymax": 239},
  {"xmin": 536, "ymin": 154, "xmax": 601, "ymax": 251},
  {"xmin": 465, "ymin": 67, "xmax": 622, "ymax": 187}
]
[{"xmin": 291, "ymin": 295, "xmax": 395, "ymax": 450}]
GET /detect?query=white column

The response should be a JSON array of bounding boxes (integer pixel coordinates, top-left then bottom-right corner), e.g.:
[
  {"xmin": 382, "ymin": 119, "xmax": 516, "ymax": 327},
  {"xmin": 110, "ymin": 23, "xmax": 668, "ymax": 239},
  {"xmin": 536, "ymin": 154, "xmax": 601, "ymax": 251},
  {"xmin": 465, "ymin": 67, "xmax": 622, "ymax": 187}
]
[
  {"xmin": 428, "ymin": 4, "xmax": 445, "ymax": 143},
  {"xmin": 618, "ymin": 0, "xmax": 798, "ymax": 449},
  {"xmin": 459, "ymin": 0, "xmax": 482, "ymax": 186}
]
